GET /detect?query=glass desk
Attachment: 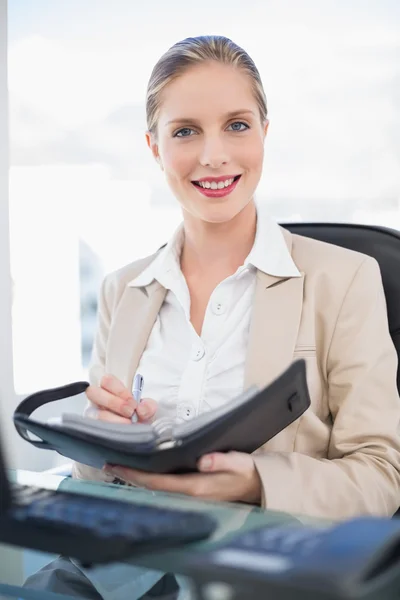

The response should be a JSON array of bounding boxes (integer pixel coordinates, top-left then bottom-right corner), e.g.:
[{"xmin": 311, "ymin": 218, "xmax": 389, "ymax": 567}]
[{"xmin": 0, "ymin": 469, "xmax": 334, "ymax": 600}]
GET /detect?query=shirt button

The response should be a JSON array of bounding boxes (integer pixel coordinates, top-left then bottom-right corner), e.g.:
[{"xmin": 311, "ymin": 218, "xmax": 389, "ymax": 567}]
[
  {"xmin": 177, "ymin": 403, "xmax": 195, "ymax": 420},
  {"xmin": 192, "ymin": 346, "xmax": 205, "ymax": 361},
  {"xmin": 212, "ymin": 300, "xmax": 226, "ymax": 315}
]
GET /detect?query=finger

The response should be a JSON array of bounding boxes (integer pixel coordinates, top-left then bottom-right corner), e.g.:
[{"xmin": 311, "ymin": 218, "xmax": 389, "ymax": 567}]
[
  {"xmin": 136, "ymin": 398, "xmax": 158, "ymax": 422},
  {"xmin": 100, "ymin": 374, "xmax": 133, "ymax": 402},
  {"xmin": 198, "ymin": 451, "xmax": 252, "ymax": 474},
  {"xmin": 96, "ymin": 410, "xmax": 132, "ymax": 425},
  {"xmin": 86, "ymin": 385, "xmax": 136, "ymax": 419}
]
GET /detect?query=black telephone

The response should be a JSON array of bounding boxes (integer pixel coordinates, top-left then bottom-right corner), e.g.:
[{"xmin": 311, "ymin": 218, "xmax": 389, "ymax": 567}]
[{"xmin": 189, "ymin": 517, "xmax": 400, "ymax": 600}]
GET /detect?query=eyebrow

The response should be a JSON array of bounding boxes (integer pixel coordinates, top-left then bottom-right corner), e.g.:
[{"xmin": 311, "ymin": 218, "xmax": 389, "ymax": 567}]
[{"xmin": 165, "ymin": 109, "xmax": 256, "ymax": 127}]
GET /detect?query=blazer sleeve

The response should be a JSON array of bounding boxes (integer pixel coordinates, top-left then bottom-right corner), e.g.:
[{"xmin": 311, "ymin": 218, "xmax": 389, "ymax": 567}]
[
  {"xmin": 72, "ymin": 275, "xmax": 115, "ymax": 483},
  {"xmin": 252, "ymin": 256, "xmax": 400, "ymax": 520}
]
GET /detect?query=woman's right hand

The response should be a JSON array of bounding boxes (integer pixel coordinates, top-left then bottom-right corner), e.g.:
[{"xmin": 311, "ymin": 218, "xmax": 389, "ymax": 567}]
[{"xmin": 85, "ymin": 374, "xmax": 157, "ymax": 424}]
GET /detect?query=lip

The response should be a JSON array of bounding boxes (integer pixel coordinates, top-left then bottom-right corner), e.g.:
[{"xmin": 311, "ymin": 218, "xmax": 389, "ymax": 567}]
[
  {"xmin": 193, "ymin": 174, "xmax": 241, "ymax": 183},
  {"xmin": 192, "ymin": 175, "xmax": 241, "ymax": 198}
]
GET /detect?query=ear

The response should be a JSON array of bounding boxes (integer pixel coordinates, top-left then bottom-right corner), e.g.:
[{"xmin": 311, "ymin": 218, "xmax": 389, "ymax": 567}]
[
  {"xmin": 263, "ymin": 119, "xmax": 270, "ymax": 139},
  {"xmin": 145, "ymin": 131, "xmax": 163, "ymax": 170}
]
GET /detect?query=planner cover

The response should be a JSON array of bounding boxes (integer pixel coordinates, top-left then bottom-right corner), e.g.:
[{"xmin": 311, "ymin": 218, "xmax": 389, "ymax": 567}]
[{"xmin": 13, "ymin": 360, "xmax": 310, "ymax": 473}]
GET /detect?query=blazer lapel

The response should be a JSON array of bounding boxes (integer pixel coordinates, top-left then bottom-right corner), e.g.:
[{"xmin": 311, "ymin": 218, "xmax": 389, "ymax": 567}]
[
  {"xmin": 244, "ymin": 229, "xmax": 305, "ymax": 389},
  {"xmin": 106, "ymin": 281, "xmax": 167, "ymax": 389}
]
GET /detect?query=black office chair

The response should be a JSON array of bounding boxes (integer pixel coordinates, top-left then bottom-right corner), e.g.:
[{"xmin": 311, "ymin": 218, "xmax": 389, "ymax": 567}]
[{"xmin": 282, "ymin": 222, "xmax": 400, "ymax": 518}]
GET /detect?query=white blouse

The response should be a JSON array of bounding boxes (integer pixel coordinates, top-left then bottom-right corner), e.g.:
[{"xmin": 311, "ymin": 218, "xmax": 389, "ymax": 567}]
[{"xmin": 128, "ymin": 209, "xmax": 300, "ymax": 423}]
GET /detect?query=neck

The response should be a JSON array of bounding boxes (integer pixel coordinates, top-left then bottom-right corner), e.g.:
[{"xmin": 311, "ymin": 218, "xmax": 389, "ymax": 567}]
[{"xmin": 180, "ymin": 201, "xmax": 257, "ymax": 276}]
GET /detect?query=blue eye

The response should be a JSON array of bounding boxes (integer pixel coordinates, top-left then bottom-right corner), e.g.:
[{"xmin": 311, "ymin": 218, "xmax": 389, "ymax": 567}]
[
  {"xmin": 174, "ymin": 127, "xmax": 195, "ymax": 138},
  {"xmin": 228, "ymin": 121, "xmax": 249, "ymax": 132}
]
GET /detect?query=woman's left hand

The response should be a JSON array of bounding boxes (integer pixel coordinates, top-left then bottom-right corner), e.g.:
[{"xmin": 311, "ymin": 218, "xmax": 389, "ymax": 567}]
[{"xmin": 103, "ymin": 451, "xmax": 262, "ymax": 504}]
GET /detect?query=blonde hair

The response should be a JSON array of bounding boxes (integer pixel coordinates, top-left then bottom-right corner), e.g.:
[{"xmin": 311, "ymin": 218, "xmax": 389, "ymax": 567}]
[{"xmin": 146, "ymin": 35, "xmax": 268, "ymax": 135}]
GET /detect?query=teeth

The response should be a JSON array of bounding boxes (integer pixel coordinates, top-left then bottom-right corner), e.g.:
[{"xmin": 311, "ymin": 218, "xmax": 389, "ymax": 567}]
[{"xmin": 198, "ymin": 178, "xmax": 235, "ymax": 189}]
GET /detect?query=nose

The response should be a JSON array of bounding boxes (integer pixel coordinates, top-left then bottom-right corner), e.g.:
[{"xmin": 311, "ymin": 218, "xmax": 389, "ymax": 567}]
[{"xmin": 199, "ymin": 135, "xmax": 229, "ymax": 169}]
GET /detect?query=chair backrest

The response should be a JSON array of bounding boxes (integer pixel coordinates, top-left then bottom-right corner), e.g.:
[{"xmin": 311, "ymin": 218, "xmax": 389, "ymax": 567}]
[{"xmin": 282, "ymin": 223, "xmax": 400, "ymax": 392}]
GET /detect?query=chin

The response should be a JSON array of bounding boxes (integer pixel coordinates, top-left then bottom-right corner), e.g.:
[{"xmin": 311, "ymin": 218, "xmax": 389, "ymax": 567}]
[{"xmin": 196, "ymin": 203, "xmax": 246, "ymax": 224}]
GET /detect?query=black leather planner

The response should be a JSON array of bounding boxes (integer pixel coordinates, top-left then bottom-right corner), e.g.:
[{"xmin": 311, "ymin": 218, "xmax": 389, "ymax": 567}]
[{"xmin": 13, "ymin": 360, "xmax": 310, "ymax": 474}]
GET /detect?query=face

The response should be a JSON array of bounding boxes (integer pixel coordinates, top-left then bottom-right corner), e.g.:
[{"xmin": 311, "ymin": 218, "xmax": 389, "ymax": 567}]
[{"xmin": 146, "ymin": 61, "xmax": 269, "ymax": 224}]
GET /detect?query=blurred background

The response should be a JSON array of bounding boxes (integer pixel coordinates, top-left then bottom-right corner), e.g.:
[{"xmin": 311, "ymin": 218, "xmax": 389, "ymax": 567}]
[{"xmin": 1, "ymin": 0, "xmax": 399, "ymax": 469}]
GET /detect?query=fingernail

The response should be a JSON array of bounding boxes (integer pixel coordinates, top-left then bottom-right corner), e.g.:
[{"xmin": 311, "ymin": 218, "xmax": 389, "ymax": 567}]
[
  {"xmin": 122, "ymin": 404, "xmax": 134, "ymax": 418},
  {"xmin": 200, "ymin": 456, "xmax": 213, "ymax": 470},
  {"xmin": 137, "ymin": 406, "xmax": 149, "ymax": 419}
]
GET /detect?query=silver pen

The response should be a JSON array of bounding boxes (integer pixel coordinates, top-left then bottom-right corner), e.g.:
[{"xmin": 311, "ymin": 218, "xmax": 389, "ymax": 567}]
[{"xmin": 131, "ymin": 373, "xmax": 144, "ymax": 423}]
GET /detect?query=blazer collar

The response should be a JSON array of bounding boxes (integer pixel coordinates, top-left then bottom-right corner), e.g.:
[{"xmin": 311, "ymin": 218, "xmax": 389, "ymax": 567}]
[
  {"xmin": 106, "ymin": 282, "xmax": 167, "ymax": 389},
  {"xmin": 244, "ymin": 227, "xmax": 305, "ymax": 388}
]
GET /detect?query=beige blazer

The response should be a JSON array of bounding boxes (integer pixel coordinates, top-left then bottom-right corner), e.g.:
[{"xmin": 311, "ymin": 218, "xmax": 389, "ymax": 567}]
[{"xmin": 73, "ymin": 228, "xmax": 400, "ymax": 520}]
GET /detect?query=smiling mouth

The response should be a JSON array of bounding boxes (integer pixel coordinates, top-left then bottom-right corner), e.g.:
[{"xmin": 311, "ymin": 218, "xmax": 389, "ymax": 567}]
[
  {"xmin": 192, "ymin": 175, "xmax": 241, "ymax": 190},
  {"xmin": 190, "ymin": 175, "xmax": 242, "ymax": 199}
]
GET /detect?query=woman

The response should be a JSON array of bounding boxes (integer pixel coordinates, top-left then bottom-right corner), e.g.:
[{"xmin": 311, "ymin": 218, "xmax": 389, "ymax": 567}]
[{"xmin": 73, "ymin": 35, "xmax": 400, "ymax": 520}]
